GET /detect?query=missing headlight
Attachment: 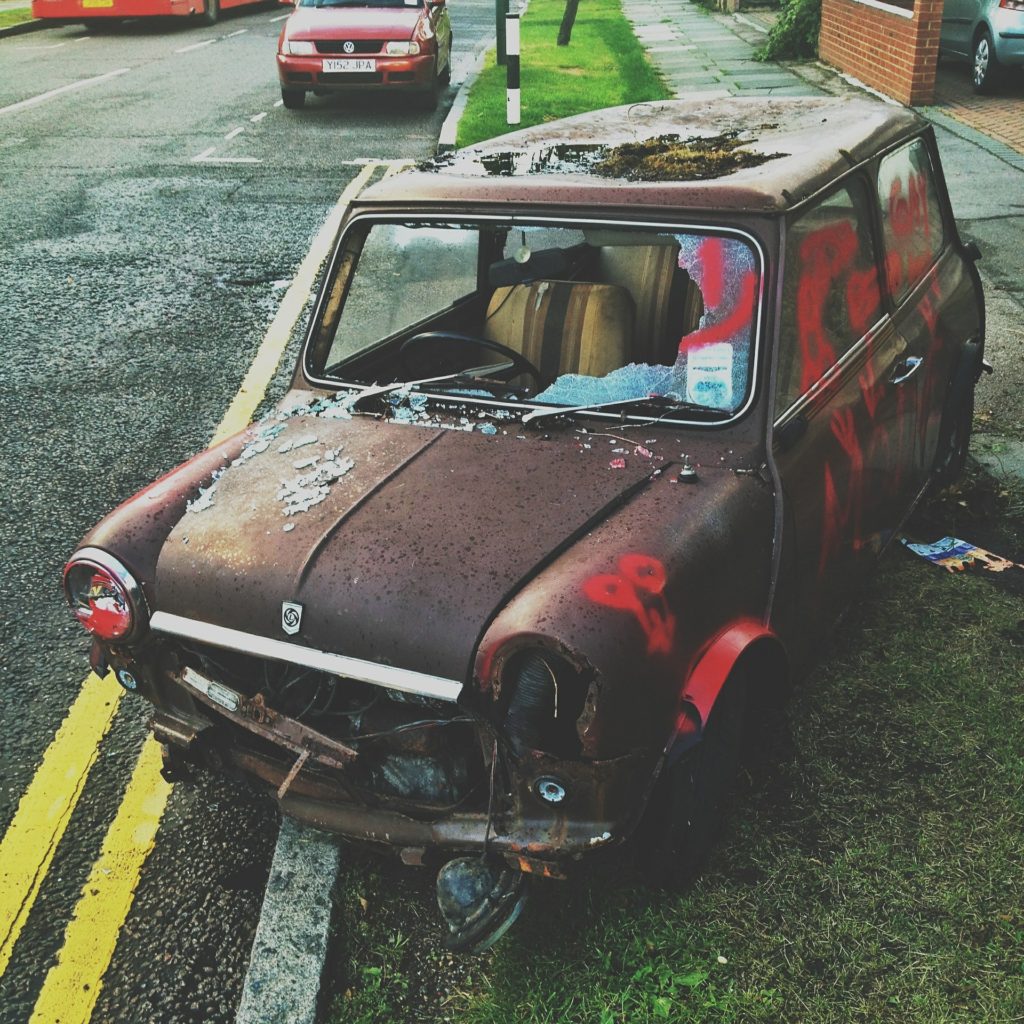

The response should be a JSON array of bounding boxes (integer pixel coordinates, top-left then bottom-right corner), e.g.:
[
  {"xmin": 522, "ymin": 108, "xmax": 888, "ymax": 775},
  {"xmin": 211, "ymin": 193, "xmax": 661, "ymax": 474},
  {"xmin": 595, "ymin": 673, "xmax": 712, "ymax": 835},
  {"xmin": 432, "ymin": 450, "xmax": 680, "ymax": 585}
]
[{"xmin": 502, "ymin": 650, "xmax": 589, "ymax": 759}]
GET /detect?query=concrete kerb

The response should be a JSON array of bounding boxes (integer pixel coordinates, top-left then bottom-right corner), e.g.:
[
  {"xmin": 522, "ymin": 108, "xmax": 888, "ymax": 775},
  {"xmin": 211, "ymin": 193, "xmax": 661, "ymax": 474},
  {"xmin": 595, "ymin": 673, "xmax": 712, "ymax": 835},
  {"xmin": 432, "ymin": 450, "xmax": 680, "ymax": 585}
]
[
  {"xmin": 0, "ymin": 17, "xmax": 49, "ymax": 37},
  {"xmin": 235, "ymin": 818, "xmax": 342, "ymax": 1024},
  {"xmin": 437, "ymin": 37, "xmax": 490, "ymax": 153}
]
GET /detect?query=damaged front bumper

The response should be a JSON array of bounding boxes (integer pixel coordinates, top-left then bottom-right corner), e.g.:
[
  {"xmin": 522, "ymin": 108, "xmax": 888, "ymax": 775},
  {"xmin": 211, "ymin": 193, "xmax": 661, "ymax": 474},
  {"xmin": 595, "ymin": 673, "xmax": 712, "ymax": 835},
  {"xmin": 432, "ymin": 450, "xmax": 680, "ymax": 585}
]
[{"xmin": 125, "ymin": 641, "xmax": 657, "ymax": 878}]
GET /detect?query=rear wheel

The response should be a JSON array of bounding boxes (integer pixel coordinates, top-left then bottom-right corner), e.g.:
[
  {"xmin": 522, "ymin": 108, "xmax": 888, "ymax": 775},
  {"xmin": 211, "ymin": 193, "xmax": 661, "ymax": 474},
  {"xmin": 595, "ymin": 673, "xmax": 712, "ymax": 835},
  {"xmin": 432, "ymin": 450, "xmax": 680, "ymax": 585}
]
[
  {"xmin": 281, "ymin": 87, "xmax": 306, "ymax": 109},
  {"xmin": 645, "ymin": 673, "xmax": 747, "ymax": 890},
  {"xmin": 973, "ymin": 30, "xmax": 1001, "ymax": 93},
  {"xmin": 933, "ymin": 391, "xmax": 974, "ymax": 488},
  {"xmin": 198, "ymin": 0, "xmax": 218, "ymax": 24}
]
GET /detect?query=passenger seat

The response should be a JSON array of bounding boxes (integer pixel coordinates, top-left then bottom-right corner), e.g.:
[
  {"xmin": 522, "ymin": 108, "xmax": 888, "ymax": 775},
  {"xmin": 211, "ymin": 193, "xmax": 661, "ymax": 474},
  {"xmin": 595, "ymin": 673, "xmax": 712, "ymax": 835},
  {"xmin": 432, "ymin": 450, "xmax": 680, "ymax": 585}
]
[{"xmin": 483, "ymin": 280, "xmax": 635, "ymax": 382}]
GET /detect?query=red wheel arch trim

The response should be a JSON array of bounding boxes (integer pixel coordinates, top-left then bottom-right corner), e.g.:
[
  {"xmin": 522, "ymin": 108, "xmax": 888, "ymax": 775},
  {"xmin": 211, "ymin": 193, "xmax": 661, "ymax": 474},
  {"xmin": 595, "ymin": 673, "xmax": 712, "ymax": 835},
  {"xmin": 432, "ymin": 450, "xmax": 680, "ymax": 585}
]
[{"xmin": 670, "ymin": 619, "xmax": 780, "ymax": 744}]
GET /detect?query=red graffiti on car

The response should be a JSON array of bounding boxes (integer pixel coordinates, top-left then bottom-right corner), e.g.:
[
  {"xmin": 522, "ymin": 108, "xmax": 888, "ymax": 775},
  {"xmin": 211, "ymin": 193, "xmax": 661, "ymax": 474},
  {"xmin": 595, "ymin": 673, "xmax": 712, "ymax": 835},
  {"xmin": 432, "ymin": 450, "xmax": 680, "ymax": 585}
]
[{"xmin": 583, "ymin": 554, "xmax": 675, "ymax": 654}]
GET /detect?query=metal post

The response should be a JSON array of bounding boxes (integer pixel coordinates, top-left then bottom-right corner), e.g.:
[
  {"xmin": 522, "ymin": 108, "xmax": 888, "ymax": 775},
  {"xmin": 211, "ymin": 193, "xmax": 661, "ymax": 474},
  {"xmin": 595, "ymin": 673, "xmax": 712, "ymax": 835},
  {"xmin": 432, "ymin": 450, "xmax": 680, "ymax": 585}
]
[
  {"xmin": 506, "ymin": 13, "xmax": 520, "ymax": 125},
  {"xmin": 496, "ymin": 0, "xmax": 509, "ymax": 66}
]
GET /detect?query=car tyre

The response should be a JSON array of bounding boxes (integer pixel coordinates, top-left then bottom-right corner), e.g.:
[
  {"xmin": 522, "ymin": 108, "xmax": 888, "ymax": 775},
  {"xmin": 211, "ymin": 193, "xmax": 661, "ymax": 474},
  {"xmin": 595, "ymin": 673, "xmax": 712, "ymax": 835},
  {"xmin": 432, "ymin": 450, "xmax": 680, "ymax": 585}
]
[
  {"xmin": 973, "ymin": 30, "xmax": 1001, "ymax": 94},
  {"xmin": 644, "ymin": 672, "xmax": 747, "ymax": 891},
  {"xmin": 281, "ymin": 87, "xmax": 306, "ymax": 110},
  {"xmin": 933, "ymin": 391, "xmax": 974, "ymax": 488},
  {"xmin": 418, "ymin": 62, "xmax": 440, "ymax": 111},
  {"xmin": 198, "ymin": 0, "xmax": 218, "ymax": 25}
]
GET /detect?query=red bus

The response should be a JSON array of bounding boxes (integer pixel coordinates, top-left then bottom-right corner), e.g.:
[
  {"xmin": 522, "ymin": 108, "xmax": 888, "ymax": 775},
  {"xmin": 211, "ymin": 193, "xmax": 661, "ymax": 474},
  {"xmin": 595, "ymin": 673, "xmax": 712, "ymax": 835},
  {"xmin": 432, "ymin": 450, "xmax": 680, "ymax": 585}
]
[{"xmin": 31, "ymin": 0, "xmax": 259, "ymax": 26}]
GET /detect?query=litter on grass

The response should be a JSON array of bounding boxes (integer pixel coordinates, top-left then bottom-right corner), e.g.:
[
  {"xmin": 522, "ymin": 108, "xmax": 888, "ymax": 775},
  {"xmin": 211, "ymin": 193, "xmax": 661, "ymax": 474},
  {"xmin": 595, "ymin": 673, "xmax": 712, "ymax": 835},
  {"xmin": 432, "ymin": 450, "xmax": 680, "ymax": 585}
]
[{"xmin": 902, "ymin": 536, "xmax": 1024, "ymax": 574}]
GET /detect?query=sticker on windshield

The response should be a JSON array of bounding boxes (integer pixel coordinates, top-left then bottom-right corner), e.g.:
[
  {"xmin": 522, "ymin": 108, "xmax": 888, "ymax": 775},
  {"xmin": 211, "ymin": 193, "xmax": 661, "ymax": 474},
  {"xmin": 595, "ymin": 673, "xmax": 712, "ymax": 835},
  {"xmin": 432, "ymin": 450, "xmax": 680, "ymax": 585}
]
[{"xmin": 686, "ymin": 343, "xmax": 733, "ymax": 409}]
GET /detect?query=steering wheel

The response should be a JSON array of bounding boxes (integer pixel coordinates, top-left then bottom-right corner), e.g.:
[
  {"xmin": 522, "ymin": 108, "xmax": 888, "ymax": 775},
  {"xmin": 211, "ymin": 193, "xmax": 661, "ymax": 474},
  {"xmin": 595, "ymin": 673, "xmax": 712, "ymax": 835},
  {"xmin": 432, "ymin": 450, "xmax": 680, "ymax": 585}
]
[{"xmin": 398, "ymin": 331, "xmax": 543, "ymax": 389}]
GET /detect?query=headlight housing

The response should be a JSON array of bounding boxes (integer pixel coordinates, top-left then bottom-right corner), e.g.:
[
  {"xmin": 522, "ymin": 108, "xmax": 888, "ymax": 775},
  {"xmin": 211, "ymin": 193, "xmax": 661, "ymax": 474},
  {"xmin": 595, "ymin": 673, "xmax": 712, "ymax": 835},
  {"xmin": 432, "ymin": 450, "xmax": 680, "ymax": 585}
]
[
  {"xmin": 384, "ymin": 40, "xmax": 421, "ymax": 55},
  {"xmin": 284, "ymin": 39, "xmax": 316, "ymax": 56},
  {"xmin": 500, "ymin": 649, "xmax": 590, "ymax": 759},
  {"xmin": 63, "ymin": 548, "xmax": 149, "ymax": 643}
]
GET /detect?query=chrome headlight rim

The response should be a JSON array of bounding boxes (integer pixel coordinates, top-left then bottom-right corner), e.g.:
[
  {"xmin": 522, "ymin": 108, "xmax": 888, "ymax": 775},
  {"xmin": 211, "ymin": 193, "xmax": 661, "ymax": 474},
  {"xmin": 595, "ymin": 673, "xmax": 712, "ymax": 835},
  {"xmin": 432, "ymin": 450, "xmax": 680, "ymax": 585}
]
[{"xmin": 63, "ymin": 546, "xmax": 150, "ymax": 644}]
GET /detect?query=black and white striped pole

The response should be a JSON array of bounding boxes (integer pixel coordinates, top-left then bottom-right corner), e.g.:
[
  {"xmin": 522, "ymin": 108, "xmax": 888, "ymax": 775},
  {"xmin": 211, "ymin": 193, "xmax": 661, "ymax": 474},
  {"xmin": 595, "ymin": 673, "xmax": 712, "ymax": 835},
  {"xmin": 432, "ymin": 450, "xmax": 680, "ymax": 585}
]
[{"xmin": 506, "ymin": 12, "xmax": 520, "ymax": 126}]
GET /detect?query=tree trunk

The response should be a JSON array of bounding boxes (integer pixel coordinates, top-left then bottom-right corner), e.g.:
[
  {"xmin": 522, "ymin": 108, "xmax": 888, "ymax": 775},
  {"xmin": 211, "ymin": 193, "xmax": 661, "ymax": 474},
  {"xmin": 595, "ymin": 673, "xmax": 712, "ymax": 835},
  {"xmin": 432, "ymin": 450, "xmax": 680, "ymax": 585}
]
[{"xmin": 557, "ymin": 0, "xmax": 580, "ymax": 45}]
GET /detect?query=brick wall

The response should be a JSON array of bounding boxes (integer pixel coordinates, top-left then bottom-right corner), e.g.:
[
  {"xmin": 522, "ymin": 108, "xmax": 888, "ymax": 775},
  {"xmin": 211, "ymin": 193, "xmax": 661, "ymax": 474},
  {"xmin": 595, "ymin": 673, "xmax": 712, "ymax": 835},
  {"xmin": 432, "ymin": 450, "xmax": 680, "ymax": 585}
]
[{"xmin": 819, "ymin": 0, "xmax": 943, "ymax": 105}]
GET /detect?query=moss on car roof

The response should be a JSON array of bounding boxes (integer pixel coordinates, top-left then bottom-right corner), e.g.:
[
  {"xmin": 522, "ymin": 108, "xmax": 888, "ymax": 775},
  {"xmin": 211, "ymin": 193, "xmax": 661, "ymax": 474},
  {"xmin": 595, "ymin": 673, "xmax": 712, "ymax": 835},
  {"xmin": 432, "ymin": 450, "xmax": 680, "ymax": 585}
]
[{"xmin": 360, "ymin": 97, "xmax": 923, "ymax": 214}]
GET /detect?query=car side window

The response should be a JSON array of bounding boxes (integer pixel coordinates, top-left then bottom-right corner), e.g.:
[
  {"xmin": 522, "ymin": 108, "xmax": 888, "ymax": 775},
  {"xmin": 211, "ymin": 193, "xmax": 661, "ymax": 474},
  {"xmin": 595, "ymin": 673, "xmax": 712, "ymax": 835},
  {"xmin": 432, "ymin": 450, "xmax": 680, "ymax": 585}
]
[
  {"xmin": 327, "ymin": 224, "xmax": 479, "ymax": 365},
  {"xmin": 876, "ymin": 138, "xmax": 945, "ymax": 303},
  {"xmin": 776, "ymin": 181, "xmax": 882, "ymax": 415}
]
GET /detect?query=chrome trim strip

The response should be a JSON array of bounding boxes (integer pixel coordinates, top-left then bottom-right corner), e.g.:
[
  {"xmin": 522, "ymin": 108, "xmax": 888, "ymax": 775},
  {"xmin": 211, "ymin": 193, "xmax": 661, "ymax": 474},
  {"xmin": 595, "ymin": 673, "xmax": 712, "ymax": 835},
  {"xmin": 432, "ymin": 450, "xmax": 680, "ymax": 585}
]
[{"xmin": 150, "ymin": 611, "xmax": 463, "ymax": 702}]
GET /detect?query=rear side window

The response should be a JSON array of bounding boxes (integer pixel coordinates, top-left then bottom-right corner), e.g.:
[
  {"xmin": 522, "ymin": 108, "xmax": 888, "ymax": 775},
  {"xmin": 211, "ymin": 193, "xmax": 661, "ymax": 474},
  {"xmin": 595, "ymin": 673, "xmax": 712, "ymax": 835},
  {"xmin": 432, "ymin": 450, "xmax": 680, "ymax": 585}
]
[
  {"xmin": 776, "ymin": 180, "xmax": 882, "ymax": 414},
  {"xmin": 877, "ymin": 138, "xmax": 945, "ymax": 303}
]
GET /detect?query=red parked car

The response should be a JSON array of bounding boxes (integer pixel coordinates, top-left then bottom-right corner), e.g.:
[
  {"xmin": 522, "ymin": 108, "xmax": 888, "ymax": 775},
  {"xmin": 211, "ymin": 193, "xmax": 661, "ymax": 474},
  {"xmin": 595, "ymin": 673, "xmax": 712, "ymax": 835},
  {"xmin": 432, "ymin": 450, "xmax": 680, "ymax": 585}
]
[
  {"xmin": 64, "ymin": 98, "xmax": 986, "ymax": 951},
  {"xmin": 276, "ymin": 0, "xmax": 452, "ymax": 110}
]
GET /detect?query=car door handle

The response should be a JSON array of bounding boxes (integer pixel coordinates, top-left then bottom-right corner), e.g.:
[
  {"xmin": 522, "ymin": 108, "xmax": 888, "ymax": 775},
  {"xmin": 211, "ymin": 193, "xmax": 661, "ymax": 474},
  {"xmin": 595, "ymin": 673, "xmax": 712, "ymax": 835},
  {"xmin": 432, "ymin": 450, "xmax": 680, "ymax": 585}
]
[{"xmin": 890, "ymin": 356, "xmax": 924, "ymax": 386}]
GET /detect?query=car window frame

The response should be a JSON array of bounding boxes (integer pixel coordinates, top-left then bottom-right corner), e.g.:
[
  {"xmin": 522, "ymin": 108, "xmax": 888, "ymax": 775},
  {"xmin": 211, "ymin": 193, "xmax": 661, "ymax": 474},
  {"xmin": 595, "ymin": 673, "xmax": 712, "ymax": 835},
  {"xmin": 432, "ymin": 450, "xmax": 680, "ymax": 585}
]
[
  {"xmin": 772, "ymin": 171, "xmax": 889, "ymax": 427},
  {"xmin": 301, "ymin": 210, "xmax": 770, "ymax": 430}
]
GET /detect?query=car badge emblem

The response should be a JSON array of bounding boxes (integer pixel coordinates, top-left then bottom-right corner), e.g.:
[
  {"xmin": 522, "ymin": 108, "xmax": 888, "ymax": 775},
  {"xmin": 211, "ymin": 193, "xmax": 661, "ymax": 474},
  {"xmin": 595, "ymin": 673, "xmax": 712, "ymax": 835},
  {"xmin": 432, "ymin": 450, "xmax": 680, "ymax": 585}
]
[
  {"xmin": 342, "ymin": 40, "xmax": 355, "ymax": 53},
  {"xmin": 282, "ymin": 602, "xmax": 303, "ymax": 636}
]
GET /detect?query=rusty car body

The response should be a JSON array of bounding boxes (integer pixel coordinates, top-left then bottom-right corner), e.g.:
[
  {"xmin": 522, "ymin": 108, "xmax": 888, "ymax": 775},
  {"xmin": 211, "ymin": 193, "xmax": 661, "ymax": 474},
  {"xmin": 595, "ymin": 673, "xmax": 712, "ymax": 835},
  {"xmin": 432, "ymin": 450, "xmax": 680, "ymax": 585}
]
[{"xmin": 64, "ymin": 97, "xmax": 986, "ymax": 949}]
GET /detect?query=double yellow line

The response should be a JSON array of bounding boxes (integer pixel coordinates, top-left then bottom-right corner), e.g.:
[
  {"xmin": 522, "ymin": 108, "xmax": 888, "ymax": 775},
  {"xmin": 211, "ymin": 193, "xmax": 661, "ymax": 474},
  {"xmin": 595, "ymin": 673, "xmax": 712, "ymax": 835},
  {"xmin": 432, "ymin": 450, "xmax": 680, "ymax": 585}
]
[{"xmin": 0, "ymin": 160, "xmax": 389, "ymax": 1023}]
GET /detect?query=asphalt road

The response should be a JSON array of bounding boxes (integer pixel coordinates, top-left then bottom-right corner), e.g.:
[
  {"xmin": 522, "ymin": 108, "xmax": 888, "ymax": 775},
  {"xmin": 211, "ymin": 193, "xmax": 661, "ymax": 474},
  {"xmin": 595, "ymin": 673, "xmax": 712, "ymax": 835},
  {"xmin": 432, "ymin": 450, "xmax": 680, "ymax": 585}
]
[{"xmin": 0, "ymin": 1, "xmax": 492, "ymax": 1020}]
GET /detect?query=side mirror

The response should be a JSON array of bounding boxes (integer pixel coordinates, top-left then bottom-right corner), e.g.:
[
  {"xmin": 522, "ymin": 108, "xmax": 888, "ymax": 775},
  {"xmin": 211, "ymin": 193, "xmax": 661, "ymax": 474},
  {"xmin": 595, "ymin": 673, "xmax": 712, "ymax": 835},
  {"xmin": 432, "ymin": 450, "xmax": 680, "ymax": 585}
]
[{"xmin": 962, "ymin": 240, "xmax": 982, "ymax": 262}]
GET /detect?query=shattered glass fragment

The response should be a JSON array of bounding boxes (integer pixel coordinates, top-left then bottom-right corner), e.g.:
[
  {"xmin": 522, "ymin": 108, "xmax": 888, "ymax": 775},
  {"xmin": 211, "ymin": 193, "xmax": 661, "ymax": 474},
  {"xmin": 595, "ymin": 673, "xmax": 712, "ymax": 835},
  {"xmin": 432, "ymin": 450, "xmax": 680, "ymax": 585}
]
[
  {"xmin": 610, "ymin": 458, "xmax": 626, "ymax": 470},
  {"xmin": 534, "ymin": 362, "xmax": 686, "ymax": 407}
]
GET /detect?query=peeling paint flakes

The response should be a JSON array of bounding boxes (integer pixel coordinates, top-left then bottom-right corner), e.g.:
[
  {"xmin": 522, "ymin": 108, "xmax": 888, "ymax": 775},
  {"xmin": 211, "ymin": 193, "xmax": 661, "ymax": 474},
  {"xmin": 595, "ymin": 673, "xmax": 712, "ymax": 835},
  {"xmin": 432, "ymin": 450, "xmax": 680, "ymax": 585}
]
[
  {"xmin": 610, "ymin": 458, "xmax": 627, "ymax": 470},
  {"xmin": 278, "ymin": 434, "xmax": 318, "ymax": 454},
  {"xmin": 187, "ymin": 484, "xmax": 218, "ymax": 513},
  {"xmin": 283, "ymin": 523, "xmax": 296, "ymax": 533},
  {"xmin": 277, "ymin": 455, "xmax": 356, "ymax": 516},
  {"xmin": 292, "ymin": 456, "xmax": 319, "ymax": 470},
  {"xmin": 634, "ymin": 445, "xmax": 653, "ymax": 459},
  {"xmin": 588, "ymin": 832, "xmax": 612, "ymax": 846}
]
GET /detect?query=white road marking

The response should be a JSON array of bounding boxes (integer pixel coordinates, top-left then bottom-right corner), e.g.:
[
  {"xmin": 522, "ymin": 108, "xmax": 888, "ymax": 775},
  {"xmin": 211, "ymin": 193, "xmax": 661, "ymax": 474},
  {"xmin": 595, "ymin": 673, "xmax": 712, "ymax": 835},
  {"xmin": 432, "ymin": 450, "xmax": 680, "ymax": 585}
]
[
  {"xmin": 192, "ymin": 146, "xmax": 217, "ymax": 161},
  {"xmin": 72, "ymin": 35, "xmax": 90, "ymax": 42},
  {"xmin": 225, "ymin": 28, "xmax": 247, "ymax": 36},
  {"xmin": 0, "ymin": 68, "xmax": 129, "ymax": 117},
  {"xmin": 197, "ymin": 154, "xmax": 262, "ymax": 164},
  {"xmin": 224, "ymin": 126, "xmax": 245, "ymax": 140},
  {"xmin": 273, "ymin": 99, "xmax": 284, "ymax": 106},
  {"xmin": 250, "ymin": 111, "xmax": 268, "ymax": 123},
  {"xmin": 175, "ymin": 38, "xmax": 216, "ymax": 53},
  {"xmin": 18, "ymin": 42, "xmax": 67, "ymax": 50},
  {"xmin": 269, "ymin": 12, "xmax": 289, "ymax": 20}
]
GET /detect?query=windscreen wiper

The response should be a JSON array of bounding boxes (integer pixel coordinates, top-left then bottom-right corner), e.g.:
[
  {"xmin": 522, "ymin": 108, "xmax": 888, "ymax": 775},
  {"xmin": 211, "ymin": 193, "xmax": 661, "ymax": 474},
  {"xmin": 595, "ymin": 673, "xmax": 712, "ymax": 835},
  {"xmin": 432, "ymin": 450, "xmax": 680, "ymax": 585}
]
[
  {"xmin": 348, "ymin": 372, "xmax": 527, "ymax": 412},
  {"xmin": 521, "ymin": 395, "xmax": 718, "ymax": 427}
]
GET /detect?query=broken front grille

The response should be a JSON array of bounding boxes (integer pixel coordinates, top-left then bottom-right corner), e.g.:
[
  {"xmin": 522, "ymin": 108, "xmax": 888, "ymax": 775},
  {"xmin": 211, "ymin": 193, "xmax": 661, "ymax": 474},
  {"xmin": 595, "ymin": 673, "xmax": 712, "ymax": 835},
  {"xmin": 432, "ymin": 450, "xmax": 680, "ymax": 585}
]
[{"xmin": 171, "ymin": 641, "xmax": 488, "ymax": 811}]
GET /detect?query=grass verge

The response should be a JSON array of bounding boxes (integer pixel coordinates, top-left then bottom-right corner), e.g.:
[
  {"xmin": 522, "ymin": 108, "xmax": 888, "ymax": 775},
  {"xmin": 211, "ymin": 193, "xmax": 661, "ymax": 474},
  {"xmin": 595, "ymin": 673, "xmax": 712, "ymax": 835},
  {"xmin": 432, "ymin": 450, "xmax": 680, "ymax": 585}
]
[
  {"xmin": 324, "ymin": 469, "xmax": 1024, "ymax": 1024},
  {"xmin": 455, "ymin": 0, "xmax": 670, "ymax": 149},
  {"xmin": 0, "ymin": 8, "xmax": 35, "ymax": 29}
]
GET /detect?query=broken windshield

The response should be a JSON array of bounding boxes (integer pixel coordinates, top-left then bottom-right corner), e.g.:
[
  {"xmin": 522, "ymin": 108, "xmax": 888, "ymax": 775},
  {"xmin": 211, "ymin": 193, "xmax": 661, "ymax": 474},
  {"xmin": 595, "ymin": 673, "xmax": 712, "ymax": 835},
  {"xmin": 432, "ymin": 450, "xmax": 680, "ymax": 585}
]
[{"xmin": 305, "ymin": 218, "xmax": 763, "ymax": 423}]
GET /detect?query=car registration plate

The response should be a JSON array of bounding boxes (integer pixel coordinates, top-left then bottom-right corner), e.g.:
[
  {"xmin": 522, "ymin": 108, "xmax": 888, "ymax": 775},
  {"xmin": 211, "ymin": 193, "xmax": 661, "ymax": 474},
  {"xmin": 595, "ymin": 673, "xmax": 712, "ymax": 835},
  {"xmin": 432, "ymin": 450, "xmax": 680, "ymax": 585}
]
[
  {"xmin": 322, "ymin": 58, "xmax": 376, "ymax": 73},
  {"xmin": 82, "ymin": 0, "xmax": 115, "ymax": 8}
]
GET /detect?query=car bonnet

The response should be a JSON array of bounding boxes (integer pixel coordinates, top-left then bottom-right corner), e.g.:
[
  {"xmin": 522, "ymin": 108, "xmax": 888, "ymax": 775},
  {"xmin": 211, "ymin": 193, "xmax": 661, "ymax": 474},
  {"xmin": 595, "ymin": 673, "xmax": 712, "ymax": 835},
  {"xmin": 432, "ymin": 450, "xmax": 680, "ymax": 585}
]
[{"xmin": 154, "ymin": 414, "xmax": 657, "ymax": 683}]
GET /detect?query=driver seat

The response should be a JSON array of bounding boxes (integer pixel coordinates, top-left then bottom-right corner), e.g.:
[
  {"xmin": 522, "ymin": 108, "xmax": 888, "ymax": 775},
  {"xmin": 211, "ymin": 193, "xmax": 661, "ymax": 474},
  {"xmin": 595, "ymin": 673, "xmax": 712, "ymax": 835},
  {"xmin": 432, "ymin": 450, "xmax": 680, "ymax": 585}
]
[{"xmin": 482, "ymin": 280, "xmax": 634, "ymax": 381}]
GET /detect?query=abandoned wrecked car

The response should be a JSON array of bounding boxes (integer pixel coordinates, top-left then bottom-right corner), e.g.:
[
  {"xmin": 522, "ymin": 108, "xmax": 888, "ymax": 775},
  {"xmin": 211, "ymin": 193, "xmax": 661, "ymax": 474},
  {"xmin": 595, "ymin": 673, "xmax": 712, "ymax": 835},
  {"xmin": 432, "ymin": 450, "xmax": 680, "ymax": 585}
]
[{"xmin": 64, "ymin": 97, "xmax": 986, "ymax": 951}]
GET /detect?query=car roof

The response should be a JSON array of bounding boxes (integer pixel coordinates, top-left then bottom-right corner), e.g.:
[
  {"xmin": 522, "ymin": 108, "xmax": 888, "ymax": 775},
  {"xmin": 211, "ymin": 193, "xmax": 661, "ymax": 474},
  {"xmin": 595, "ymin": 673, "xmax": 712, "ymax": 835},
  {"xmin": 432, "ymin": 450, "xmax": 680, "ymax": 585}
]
[{"xmin": 359, "ymin": 97, "xmax": 924, "ymax": 215}]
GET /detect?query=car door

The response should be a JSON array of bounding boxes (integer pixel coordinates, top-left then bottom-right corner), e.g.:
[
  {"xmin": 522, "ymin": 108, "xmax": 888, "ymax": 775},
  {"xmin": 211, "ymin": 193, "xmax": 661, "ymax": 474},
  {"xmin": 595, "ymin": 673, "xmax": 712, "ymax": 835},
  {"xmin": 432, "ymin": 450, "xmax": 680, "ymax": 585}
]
[
  {"xmin": 876, "ymin": 135, "xmax": 977, "ymax": 482},
  {"xmin": 941, "ymin": 0, "xmax": 978, "ymax": 55},
  {"xmin": 771, "ymin": 176, "xmax": 922, "ymax": 666}
]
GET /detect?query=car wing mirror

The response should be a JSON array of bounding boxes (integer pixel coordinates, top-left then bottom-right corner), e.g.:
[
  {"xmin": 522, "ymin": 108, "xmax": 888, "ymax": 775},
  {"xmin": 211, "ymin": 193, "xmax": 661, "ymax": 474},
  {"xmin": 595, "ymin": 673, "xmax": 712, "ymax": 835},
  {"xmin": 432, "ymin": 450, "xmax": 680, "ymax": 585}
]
[{"xmin": 962, "ymin": 240, "xmax": 982, "ymax": 262}]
